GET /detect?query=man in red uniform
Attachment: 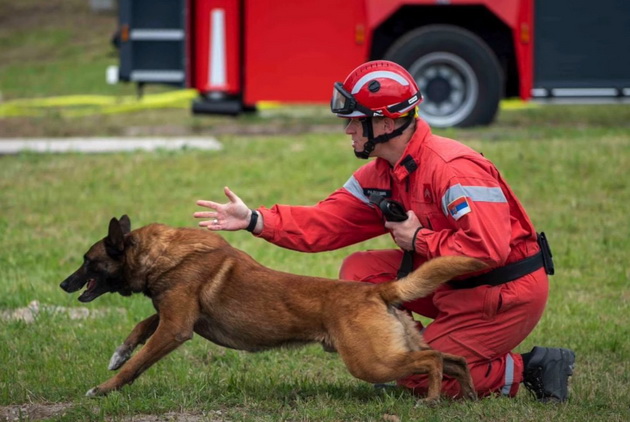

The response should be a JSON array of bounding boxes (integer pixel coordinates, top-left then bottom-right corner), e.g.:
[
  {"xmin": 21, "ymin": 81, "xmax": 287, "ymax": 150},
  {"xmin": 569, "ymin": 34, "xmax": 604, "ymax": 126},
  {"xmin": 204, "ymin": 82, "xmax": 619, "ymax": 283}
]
[{"xmin": 194, "ymin": 61, "xmax": 574, "ymax": 402}]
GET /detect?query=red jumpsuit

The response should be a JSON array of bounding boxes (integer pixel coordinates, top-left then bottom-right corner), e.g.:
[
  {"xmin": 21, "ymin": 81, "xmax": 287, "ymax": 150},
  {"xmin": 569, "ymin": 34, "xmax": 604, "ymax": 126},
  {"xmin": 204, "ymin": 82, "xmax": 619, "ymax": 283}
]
[{"xmin": 256, "ymin": 119, "xmax": 548, "ymax": 398}]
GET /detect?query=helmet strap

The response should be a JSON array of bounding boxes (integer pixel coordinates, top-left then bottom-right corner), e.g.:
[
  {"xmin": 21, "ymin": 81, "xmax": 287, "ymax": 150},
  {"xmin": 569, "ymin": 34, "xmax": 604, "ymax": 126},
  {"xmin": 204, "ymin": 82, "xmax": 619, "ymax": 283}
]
[
  {"xmin": 355, "ymin": 117, "xmax": 375, "ymax": 159},
  {"xmin": 354, "ymin": 115, "xmax": 414, "ymax": 160}
]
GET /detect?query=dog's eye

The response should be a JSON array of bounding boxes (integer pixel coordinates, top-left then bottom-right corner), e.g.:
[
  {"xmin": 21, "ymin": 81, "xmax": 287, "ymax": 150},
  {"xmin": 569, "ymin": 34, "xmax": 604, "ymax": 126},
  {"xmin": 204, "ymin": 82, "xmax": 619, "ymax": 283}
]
[{"xmin": 84, "ymin": 256, "xmax": 100, "ymax": 271}]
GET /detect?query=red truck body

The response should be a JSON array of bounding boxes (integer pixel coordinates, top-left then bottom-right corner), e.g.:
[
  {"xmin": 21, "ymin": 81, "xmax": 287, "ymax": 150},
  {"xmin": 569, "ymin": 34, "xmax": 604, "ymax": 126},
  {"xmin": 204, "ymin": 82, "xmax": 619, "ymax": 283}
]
[
  {"xmin": 115, "ymin": 0, "xmax": 630, "ymax": 127},
  {"xmin": 234, "ymin": 0, "xmax": 531, "ymax": 104}
]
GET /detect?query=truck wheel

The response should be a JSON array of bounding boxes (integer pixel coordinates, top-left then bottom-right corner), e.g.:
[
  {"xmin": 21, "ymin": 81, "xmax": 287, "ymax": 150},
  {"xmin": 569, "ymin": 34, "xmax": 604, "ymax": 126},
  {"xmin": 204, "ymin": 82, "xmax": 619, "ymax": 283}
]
[{"xmin": 385, "ymin": 25, "xmax": 503, "ymax": 128}]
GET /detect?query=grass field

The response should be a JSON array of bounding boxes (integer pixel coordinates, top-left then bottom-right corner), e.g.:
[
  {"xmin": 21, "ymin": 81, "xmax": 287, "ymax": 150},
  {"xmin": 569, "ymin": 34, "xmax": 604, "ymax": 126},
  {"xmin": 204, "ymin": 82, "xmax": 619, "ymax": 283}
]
[
  {"xmin": 2, "ymin": 1, "xmax": 630, "ymax": 420},
  {"xmin": 1, "ymin": 104, "xmax": 630, "ymax": 421}
]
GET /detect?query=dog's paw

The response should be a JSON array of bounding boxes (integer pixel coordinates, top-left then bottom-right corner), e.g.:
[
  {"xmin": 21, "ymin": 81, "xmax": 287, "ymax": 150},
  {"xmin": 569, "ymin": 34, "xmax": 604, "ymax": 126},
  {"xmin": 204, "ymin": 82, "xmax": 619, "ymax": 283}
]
[
  {"xmin": 465, "ymin": 390, "xmax": 478, "ymax": 401},
  {"xmin": 415, "ymin": 397, "xmax": 440, "ymax": 408},
  {"xmin": 108, "ymin": 345, "xmax": 131, "ymax": 370},
  {"xmin": 85, "ymin": 387, "xmax": 102, "ymax": 398},
  {"xmin": 321, "ymin": 342, "xmax": 337, "ymax": 353}
]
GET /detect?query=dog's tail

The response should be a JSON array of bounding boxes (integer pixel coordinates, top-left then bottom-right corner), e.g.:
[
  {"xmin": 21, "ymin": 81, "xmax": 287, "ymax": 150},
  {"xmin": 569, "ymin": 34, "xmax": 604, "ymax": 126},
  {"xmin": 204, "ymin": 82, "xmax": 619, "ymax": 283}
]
[{"xmin": 378, "ymin": 256, "xmax": 487, "ymax": 305}]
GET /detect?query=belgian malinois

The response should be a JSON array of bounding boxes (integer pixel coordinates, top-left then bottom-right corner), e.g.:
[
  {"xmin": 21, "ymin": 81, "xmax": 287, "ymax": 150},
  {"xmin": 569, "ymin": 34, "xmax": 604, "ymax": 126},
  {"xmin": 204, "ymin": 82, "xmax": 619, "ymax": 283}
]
[{"xmin": 60, "ymin": 215, "xmax": 485, "ymax": 402}]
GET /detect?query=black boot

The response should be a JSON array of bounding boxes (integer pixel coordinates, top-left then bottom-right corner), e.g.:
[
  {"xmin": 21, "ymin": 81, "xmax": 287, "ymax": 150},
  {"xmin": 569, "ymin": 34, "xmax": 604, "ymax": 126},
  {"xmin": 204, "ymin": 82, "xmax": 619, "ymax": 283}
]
[{"xmin": 522, "ymin": 346, "xmax": 575, "ymax": 402}]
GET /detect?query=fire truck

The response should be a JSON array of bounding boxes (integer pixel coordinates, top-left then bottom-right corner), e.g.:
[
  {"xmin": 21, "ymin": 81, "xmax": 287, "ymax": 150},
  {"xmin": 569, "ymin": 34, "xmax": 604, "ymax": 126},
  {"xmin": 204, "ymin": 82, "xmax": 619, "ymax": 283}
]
[{"xmin": 110, "ymin": 0, "xmax": 630, "ymax": 127}]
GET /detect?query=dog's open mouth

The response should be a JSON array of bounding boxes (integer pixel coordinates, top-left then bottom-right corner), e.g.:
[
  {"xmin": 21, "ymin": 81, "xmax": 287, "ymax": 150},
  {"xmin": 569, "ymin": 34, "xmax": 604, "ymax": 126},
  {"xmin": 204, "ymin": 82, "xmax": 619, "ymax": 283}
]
[
  {"xmin": 86, "ymin": 279, "xmax": 96, "ymax": 291},
  {"xmin": 78, "ymin": 279, "xmax": 98, "ymax": 302}
]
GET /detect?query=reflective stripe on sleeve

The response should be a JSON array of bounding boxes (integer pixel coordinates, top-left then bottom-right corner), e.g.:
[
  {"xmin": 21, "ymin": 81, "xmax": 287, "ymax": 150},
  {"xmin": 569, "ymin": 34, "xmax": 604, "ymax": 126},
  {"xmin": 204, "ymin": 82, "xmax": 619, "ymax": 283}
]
[
  {"xmin": 441, "ymin": 183, "xmax": 507, "ymax": 216},
  {"xmin": 343, "ymin": 175, "xmax": 370, "ymax": 204}
]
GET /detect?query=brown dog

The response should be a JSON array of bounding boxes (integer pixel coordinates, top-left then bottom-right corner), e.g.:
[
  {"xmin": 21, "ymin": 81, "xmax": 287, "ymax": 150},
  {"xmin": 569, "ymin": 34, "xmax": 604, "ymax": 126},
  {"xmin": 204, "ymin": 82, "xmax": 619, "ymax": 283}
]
[{"xmin": 60, "ymin": 215, "xmax": 486, "ymax": 402}]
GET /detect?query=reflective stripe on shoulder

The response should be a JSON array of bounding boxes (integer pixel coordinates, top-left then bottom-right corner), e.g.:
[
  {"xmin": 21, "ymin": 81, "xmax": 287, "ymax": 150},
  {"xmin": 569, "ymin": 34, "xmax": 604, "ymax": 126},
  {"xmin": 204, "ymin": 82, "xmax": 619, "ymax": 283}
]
[
  {"xmin": 343, "ymin": 175, "xmax": 370, "ymax": 204},
  {"xmin": 441, "ymin": 183, "xmax": 507, "ymax": 216}
]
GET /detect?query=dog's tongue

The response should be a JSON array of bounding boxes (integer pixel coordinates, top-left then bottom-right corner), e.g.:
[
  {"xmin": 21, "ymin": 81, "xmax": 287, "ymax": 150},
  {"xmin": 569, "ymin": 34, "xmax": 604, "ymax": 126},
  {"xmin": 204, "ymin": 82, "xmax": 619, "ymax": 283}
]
[{"xmin": 78, "ymin": 279, "xmax": 97, "ymax": 302}]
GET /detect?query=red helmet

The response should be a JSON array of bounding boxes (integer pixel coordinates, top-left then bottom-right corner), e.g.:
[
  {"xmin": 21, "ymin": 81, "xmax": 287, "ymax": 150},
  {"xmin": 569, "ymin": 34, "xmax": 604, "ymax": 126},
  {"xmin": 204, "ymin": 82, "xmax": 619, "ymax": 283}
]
[{"xmin": 331, "ymin": 60, "xmax": 422, "ymax": 119}]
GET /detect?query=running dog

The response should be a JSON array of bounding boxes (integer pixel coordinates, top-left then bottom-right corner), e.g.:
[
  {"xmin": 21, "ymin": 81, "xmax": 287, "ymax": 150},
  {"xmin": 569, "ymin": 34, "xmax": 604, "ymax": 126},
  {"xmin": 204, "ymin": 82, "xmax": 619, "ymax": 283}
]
[{"xmin": 60, "ymin": 215, "xmax": 485, "ymax": 402}]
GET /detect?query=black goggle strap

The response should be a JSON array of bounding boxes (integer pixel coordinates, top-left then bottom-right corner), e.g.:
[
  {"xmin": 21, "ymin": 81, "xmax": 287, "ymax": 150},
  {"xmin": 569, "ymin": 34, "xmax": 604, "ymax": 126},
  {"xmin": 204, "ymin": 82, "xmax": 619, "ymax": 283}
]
[{"xmin": 386, "ymin": 92, "xmax": 421, "ymax": 115}]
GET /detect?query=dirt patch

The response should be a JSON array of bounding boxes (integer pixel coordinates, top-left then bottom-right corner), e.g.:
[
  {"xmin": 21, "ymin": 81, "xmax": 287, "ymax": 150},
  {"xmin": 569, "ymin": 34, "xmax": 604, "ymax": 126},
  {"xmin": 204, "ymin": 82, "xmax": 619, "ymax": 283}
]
[
  {"xmin": 115, "ymin": 411, "xmax": 225, "ymax": 422},
  {"xmin": 0, "ymin": 403, "xmax": 227, "ymax": 422},
  {"xmin": 0, "ymin": 402, "xmax": 73, "ymax": 421},
  {"xmin": 0, "ymin": 300, "xmax": 126, "ymax": 323},
  {"xmin": 0, "ymin": 115, "xmax": 342, "ymax": 139}
]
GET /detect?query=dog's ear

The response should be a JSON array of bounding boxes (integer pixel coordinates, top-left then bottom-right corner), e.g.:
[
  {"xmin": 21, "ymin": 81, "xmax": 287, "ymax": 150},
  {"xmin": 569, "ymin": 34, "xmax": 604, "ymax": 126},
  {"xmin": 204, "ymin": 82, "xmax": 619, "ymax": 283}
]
[
  {"xmin": 105, "ymin": 217, "xmax": 126, "ymax": 258},
  {"xmin": 119, "ymin": 214, "xmax": 131, "ymax": 234}
]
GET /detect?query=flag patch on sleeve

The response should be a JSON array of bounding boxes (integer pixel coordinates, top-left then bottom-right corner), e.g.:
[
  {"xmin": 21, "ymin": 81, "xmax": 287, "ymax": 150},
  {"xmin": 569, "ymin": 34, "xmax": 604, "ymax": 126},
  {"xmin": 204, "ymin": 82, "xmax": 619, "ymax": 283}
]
[{"xmin": 447, "ymin": 196, "xmax": 471, "ymax": 220}]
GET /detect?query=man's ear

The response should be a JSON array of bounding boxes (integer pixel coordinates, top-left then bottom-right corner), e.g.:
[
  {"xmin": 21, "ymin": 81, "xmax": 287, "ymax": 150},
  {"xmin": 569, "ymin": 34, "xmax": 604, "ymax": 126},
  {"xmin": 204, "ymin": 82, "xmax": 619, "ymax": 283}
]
[
  {"xmin": 119, "ymin": 214, "xmax": 131, "ymax": 234},
  {"xmin": 105, "ymin": 217, "xmax": 125, "ymax": 258},
  {"xmin": 384, "ymin": 117, "xmax": 397, "ymax": 132}
]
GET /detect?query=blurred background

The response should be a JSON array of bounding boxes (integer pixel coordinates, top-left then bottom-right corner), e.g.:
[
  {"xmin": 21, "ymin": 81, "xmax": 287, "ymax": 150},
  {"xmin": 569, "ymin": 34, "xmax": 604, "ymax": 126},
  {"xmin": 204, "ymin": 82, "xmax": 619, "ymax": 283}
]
[{"xmin": 2, "ymin": 0, "xmax": 629, "ymax": 138}]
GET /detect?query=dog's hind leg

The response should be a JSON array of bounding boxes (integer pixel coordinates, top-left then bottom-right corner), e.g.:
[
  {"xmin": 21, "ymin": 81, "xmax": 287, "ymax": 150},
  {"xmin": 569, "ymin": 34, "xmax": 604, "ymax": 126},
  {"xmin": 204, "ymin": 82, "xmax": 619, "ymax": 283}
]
[
  {"xmin": 342, "ymin": 349, "xmax": 445, "ymax": 403},
  {"xmin": 442, "ymin": 353, "xmax": 477, "ymax": 400},
  {"xmin": 108, "ymin": 314, "xmax": 160, "ymax": 370}
]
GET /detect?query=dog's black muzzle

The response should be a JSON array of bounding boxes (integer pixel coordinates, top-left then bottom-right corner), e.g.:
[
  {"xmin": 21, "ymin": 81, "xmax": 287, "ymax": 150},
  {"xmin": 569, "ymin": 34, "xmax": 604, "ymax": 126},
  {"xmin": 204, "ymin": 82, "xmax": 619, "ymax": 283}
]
[{"xmin": 60, "ymin": 270, "xmax": 88, "ymax": 293}]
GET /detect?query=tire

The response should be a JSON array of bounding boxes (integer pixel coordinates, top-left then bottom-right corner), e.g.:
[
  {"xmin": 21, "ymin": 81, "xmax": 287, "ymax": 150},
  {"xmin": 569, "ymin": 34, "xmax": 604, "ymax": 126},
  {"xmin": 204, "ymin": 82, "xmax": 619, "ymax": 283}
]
[{"xmin": 384, "ymin": 25, "xmax": 503, "ymax": 128}]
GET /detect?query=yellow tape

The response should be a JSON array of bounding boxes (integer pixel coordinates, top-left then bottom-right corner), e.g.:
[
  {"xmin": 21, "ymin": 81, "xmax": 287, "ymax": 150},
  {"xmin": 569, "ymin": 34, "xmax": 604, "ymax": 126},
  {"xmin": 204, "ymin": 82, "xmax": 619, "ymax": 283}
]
[
  {"xmin": 6, "ymin": 95, "xmax": 121, "ymax": 107},
  {"xmin": 0, "ymin": 90, "xmax": 198, "ymax": 118},
  {"xmin": 500, "ymin": 99, "xmax": 538, "ymax": 110},
  {"xmin": 257, "ymin": 101, "xmax": 283, "ymax": 110},
  {"xmin": 0, "ymin": 105, "xmax": 42, "ymax": 117}
]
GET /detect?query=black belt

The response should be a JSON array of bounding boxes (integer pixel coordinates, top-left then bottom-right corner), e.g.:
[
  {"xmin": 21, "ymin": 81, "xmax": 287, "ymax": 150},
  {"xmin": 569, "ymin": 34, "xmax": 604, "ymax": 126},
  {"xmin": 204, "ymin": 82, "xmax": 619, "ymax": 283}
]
[
  {"xmin": 448, "ymin": 232, "xmax": 555, "ymax": 290},
  {"xmin": 448, "ymin": 251, "xmax": 544, "ymax": 289}
]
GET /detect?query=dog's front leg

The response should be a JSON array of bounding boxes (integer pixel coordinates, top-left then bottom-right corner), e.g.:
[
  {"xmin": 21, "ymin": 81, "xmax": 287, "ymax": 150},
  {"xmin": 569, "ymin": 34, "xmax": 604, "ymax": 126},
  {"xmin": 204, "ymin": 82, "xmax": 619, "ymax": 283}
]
[
  {"xmin": 87, "ymin": 300, "xmax": 198, "ymax": 397},
  {"xmin": 109, "ymin": 313, "xmax": 160, "ymax": 370}
]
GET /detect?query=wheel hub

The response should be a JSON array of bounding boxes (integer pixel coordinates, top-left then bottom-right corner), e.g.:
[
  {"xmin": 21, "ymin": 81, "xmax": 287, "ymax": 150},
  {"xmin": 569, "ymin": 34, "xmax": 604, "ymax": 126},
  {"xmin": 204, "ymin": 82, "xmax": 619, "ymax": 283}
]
[
  {"xmin": 425, "ymin": 76, "xmax": 452, "ymax": 104},
  {"xmin": 408, "ymin": 52, "xmax": 478, "ymax": 127}
]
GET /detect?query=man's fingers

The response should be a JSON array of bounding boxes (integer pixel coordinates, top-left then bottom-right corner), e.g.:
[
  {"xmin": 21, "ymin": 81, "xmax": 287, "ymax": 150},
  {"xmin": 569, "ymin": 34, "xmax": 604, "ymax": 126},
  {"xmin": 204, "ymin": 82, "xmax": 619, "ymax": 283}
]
[
  {"xmin": 223, "ymin": 186, "xmax": 241, "ymax": 204},
  {"xmin": 196, "ymin": 199, "xmax": 220, "ymax": 209},
  {"xmin": 384, "ymin": 221, "xmax": 400, "ymax": 230},
  {"xmin": 193, "ymin": 211, "xmax": 217, "ymax": 219}
]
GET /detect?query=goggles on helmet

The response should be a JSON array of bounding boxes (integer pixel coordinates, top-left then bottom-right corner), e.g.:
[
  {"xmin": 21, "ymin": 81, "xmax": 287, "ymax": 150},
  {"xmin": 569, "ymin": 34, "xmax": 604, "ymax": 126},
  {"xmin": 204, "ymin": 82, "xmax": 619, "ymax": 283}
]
[
  {"xmin": 331, "ymin": 81, "xmax": 421, "ymax": 118},
  {"xmin": 331, "ymin": 82, "xmax": 375, "ymax": 117}
]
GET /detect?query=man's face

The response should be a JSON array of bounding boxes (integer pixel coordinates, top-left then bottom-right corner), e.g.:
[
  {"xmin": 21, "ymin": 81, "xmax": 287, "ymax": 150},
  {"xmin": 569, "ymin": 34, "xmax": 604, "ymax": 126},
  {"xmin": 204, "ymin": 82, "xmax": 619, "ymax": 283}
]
[{"xmin": 344, "ymin": 118, "xmax": 389, "ymax": 158}]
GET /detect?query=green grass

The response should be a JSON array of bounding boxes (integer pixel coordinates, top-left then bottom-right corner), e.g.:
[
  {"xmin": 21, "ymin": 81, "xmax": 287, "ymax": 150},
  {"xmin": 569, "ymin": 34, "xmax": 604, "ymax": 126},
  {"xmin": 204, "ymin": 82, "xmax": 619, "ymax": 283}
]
[
  {"xmin": 0, "ymin": 0, "xmax": 129, "ymax": 99},
  {"xmin": 2, "ymin": 1, "xmax": 630, "ymax": 419},
  {"xmin": 1, "ymin": 105, "xmax": 630, "ymax": 421}
]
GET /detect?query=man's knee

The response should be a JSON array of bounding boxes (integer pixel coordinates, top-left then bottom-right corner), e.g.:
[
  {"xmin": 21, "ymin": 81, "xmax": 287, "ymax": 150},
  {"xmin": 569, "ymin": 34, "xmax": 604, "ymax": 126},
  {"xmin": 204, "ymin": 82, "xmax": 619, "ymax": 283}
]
[
  {"xmin": 339, "ymin": 250, "xmax": 400, "ymax": 282},
  {"xmin": 339, "ymin": 251, "xmax": 369, "ymax": 280}
]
